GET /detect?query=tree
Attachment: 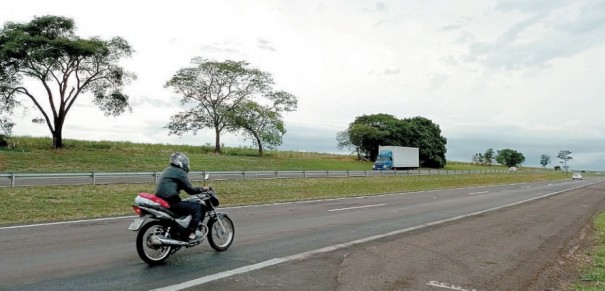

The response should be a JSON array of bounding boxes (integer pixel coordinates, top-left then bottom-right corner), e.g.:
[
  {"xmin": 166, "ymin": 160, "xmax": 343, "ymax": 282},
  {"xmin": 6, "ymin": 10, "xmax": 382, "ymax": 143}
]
[
  {"xmin": 557, "ymin": 150, "xmax": 573, "ymax": 173},
  {"xmin": 337, "ymin": 114, "xmax": 447, "ymax": 168},
  {"xmin": 0, "ymin": 82, "xmax": 18, "ymax": 146},
  {"xmin": 484, "ymin": 148, "xmax": 495, "ymax": 166},
  {"xmin": 165, "ymin": 58, "xmax": 294, "ymax": 154},
  {"xmin": 0, "ymin": 117, "xmax": 14, "ymax": 146},
  {"xmin": 540, "ymin": 154, "xmax": 551, "ymax": 168},
  {"xmin": 495, "ymin": 149, "xmax": 525, "ymax": 167},
  {"xmin": 398, "ymin": 116, "xmax": 447, "ymax": 168},
  {"xmin": 227, "ymin": 91, "xmax": 297, "ymax": 156},
  {"xmin": 0, "ymin": 15, "xmax": 135, "ymax": 149},
  {"xmin": 472, "ymin": 153, "xmax": 484, "ymax": 165},
  {"xmin": 336, "ymin": 114, "xmax": 399, "ymax": 160}
]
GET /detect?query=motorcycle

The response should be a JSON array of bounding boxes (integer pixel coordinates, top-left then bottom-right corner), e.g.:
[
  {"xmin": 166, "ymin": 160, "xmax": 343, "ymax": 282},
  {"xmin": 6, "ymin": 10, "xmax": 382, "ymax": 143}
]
[{"xmin": 128, "ymin": 174, "xmax": 235, "ymax": 265}]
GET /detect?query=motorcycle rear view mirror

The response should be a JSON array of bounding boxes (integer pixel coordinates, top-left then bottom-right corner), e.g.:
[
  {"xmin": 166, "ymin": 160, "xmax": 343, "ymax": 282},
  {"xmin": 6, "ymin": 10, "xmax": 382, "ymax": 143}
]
[{"xmin": 202, "ymin": 173, "xmax": 210, "ymax": 187}]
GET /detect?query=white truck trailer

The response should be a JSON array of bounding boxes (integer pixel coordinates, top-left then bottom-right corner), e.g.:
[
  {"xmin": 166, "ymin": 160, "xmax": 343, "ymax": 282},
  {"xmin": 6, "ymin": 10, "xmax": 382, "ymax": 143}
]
[{"xmin": 372, "ymin": 146, "xmax": 419, "ymax": 170}]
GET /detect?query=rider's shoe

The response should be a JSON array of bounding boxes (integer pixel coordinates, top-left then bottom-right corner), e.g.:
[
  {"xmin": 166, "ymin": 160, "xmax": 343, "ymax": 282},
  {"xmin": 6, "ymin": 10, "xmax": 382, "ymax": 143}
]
[{"xmin": 188, "ymin": 232, "xmax": 203, "ymax": 242}]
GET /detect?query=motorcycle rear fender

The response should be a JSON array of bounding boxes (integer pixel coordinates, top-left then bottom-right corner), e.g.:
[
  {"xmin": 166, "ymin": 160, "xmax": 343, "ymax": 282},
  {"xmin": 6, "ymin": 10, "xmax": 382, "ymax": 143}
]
[{"xmin": 129, "ymin": 214, "xmax": 157, "ymax": 231}]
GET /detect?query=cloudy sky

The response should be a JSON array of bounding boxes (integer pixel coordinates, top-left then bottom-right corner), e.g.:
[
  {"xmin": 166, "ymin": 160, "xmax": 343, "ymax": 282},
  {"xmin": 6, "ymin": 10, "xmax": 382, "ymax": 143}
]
[{"xmin": 2, "ymin": 0, "xmax": 604, "ymax": 170}]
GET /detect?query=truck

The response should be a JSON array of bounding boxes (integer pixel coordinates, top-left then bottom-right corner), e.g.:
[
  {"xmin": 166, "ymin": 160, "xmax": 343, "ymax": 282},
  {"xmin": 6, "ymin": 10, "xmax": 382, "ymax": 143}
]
[{"xmin": 372, "ymin": 146, "xmax": 419, "ymax": 170}]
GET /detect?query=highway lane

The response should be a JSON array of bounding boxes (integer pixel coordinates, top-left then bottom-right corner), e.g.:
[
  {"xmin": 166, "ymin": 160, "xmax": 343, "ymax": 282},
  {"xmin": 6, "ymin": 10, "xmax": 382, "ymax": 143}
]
[{"xmin": 0, "ymin": 179, "xmax": 601, "ymax": 290}]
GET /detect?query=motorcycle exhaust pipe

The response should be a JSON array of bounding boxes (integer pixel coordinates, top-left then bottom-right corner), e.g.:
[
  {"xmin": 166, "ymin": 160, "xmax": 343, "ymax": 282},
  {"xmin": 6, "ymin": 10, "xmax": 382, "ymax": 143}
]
[{"xmin": 151, "ymin": 236, "xmax": 190, "ymax": 247}]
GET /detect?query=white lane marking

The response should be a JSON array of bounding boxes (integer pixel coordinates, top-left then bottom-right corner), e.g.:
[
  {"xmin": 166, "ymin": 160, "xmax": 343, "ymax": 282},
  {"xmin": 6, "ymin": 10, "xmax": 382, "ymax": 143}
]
[
  {"xmin": 468, "ymin": 191, "xmax": 488, "ymax": 195},
  {"xmin": 521, "ymin": 186, "xmax": 532, "ymax": 189},
  {"xmin": 152, "ymin": 258, "xmax": 287, "ymax": 291},
  {"xmin": 0, "ymin": 216, "xmax": 134, "ymax": 230},
  {"xmin": 152, "ymin": 182, "xmax": 599, "ymax": 291},
  {"xmin": 427, "ymin": 280, "xmax": 476, "ymax": 291},
  {"xmin": 328, "ymin": 204, "xmax": 386, "ymax": 212}
]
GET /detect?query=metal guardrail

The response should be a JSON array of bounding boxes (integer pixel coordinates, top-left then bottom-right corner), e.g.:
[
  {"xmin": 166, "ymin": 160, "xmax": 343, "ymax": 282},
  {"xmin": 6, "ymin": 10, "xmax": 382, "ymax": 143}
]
[{"xmin": 0, "ymin": 169, "xmax": 537, "ymax": 187}]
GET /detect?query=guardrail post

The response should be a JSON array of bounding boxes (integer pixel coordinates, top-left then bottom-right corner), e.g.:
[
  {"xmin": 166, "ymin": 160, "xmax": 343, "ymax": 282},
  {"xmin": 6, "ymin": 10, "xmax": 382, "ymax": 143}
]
[
  {"xmin": 303, "ymin": 170, "xmax": 307, "ymax": 179},
  {"xmin": 243, "ymin": 171, "xmax": 247, "ymax": 181},
  {"xmin": 275, "ymin": 170, "xmax": 279, "ymax": 179},
  {"xmin": 92, "ymin": 172, "xmax": 96, "ymax": 185},
  {"xmin": 11, "ymin": 173, "xmax": 15, "ymax": 187},
  {"xmin": 327, "ymin": 170, "xmax": 330, "ymax": 178},
  {"xmin": 365, "ymin": 170, "xmax": 368, "ymax": 177},
  {"xmin": 154, "ymin": 172, "xmax": 159, "ymax": 183}
]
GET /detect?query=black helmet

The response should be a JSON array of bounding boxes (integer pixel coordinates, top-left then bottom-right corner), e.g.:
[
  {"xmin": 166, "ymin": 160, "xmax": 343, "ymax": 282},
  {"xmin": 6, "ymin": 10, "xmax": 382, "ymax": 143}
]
[{"xmin": 170, "ymin": 152, "xmax": 190, "ymax": 173}]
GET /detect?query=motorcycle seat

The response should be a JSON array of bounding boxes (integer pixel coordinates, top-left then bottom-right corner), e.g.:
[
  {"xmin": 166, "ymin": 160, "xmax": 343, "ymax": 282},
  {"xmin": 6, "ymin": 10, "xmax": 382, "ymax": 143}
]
[{"xmin": 138, "ymin": 192, "xmax": 170, "ymax": 208}]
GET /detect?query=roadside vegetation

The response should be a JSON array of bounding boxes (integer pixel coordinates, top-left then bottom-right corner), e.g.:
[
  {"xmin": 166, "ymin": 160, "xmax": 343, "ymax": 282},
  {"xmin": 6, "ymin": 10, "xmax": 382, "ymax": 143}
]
[
  {"xmin": 0, "ymin": 136, "xmax": 517, "ymax": 173},
  {"xmin": 575, "ymin": 213, "xmax": 605, "ymax": 290}
]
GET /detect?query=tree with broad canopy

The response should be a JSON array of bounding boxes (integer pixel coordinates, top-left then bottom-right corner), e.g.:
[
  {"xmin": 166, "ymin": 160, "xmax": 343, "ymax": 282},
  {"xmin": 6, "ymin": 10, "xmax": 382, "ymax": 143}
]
[
  {"xmin": 227, "ymin": 91, "xmax": 297, "ymax": 156},
  {"xmin": 337, "ymin": 114, "xmax": 447, "ymax": 168},
  {"xmin": 0, "ymin": 15, "xmax": 136, "ymax": 149},
  {"xmin": 495, "ymin": 148, "xmax": 526, "ymax": 167},
  {"xmin": 165, "ymin": 58, "xmax": 297, "ymax": 154}
]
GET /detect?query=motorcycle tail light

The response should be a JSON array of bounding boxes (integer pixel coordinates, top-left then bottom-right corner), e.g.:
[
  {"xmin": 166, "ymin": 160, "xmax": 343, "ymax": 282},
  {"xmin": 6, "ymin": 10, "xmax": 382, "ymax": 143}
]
[{"xmin": 132, "ymin": 205, "xmax": 142, "ymax": 216}]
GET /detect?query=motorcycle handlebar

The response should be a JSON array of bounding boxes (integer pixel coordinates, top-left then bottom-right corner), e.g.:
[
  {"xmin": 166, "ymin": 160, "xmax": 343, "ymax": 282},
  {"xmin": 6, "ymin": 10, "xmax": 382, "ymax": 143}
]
[{"xmin": 196, "ymin": 188, "xmax": 216, "ymax": 198}]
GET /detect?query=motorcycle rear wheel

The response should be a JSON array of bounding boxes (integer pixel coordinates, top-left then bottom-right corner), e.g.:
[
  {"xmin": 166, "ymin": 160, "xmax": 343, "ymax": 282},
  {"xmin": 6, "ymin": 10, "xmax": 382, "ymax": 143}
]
[
  {"xmin": 208, "ymin": 214, "xmax": 235, "ymax": 251},
  {"xmin": 136, "ymin": 221, "xmax": 172, "ymax": 265}
]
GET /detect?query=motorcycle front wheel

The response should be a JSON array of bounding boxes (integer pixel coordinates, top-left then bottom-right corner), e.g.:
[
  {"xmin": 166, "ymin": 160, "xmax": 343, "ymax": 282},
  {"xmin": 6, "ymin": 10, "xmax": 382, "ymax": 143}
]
[
  {"xmin": 208, "ymin": 214, "xmax": 235, "ymax": 251},
  {"xmin": 136, "ymin": 221, "xmax": 172, "ymax": 265}
]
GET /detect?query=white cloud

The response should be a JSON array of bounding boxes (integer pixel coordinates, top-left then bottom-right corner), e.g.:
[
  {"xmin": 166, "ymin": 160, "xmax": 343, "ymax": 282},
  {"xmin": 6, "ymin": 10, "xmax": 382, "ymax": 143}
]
[{"xmin": 2, "ymin": 0, "xmax": 604, "ymax": 170}]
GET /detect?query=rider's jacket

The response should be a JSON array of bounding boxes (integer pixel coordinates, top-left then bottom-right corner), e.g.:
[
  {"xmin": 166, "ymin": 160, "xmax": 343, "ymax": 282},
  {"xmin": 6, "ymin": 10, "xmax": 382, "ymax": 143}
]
[{"xmin": 155, "ymin": 165, "xmax": 203, "ymax": 205}]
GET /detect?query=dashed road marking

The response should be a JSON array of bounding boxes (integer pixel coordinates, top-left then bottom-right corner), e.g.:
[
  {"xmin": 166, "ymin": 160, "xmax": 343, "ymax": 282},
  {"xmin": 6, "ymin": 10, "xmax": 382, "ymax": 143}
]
[
  {"xmin": 427, "ymin": 280, "xmax": 476, "ymax": 291},
  {"xmin": 328, "ymin": 204, "xmax": 386, "ymax": 212},
  {"xmin": 468, "ymin": 191, "xmax": 488, "ymax": 195}
]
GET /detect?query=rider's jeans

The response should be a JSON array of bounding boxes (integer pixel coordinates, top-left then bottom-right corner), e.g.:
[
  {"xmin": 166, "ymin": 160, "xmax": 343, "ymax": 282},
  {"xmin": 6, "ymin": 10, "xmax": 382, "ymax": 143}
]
[{"xmin": 170, "ymin": 201, "xmax": 204, "ymax": 233}]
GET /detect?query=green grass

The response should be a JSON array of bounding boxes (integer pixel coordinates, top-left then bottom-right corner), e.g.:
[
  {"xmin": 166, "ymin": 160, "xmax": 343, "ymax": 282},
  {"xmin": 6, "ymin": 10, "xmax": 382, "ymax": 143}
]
[
  {"xmin": 575, "ymin": 213, "xmax": 605, "ymax": 290},
  {"xmin": 0, "ymin": 136, "xmax": 371, "ymax": 172},
  {"xmin": 0, "ymin": 172, "xmax": 570, "ymax": 225},
  {"xmin": 0, "ymin": 136, "xmax": 536, "ymax": 173}
]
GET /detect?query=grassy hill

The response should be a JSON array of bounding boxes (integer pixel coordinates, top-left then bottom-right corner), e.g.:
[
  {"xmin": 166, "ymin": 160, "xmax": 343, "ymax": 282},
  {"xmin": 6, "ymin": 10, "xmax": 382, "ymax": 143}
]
[{"xmin": 0, "ymin": 136, "xmax": 511, "ymax": 173}]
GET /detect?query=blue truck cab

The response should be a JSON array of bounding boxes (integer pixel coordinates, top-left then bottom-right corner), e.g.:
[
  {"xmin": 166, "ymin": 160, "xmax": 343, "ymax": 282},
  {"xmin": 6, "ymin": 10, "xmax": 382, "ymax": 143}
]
[{"xmin": 373, "ymin": 150, "xmax": 394, "ymax": 170}]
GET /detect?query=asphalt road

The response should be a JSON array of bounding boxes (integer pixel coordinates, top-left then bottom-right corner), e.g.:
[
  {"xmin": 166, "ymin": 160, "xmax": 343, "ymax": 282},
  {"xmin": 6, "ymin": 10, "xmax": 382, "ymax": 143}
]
[{"xmin": 1, "ymin": 179, "xmax": 603, "ymax": 290}]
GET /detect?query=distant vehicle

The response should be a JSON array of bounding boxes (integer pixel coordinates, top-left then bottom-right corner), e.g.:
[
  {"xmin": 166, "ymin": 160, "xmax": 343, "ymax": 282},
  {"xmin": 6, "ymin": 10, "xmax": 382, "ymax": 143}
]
[
  {"xmin": 373, "ymin": 146, "xmax": 419, "ymax": 170},
  {"xmin": 508, "ymin": 167, "xmax": 518, "ymax": 173},
  {"xmin": 572, "ymin": 173, "xmax": 583, "ymax": 180}
]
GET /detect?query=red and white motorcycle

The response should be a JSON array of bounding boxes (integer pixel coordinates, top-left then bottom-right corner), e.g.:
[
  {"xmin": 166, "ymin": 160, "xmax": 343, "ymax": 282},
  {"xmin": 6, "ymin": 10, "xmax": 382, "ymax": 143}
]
[{"xmin": 128, "ymin": 175, "xmax": 234, "ymax": 265}]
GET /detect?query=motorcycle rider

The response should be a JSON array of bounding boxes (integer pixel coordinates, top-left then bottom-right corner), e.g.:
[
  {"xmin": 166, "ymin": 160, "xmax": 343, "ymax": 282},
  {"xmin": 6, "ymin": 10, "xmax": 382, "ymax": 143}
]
[{"xmin": 155, "ymin": 152, "xmax": 207, "ymax": 241}]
